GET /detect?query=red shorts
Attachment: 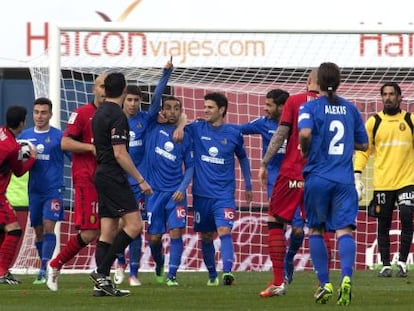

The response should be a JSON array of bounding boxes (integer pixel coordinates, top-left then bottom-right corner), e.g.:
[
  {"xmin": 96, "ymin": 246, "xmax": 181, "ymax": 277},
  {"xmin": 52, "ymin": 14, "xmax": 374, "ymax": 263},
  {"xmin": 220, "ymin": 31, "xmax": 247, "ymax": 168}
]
[
  {"xmin": 268, "ymin": 174, "xmax": 304, "ymax": 223},
  {"xmin": 73, "ymin": 183, "xmax": 100, "ymax": 230},
  {"xmin": 0, "ymin": 196, "xmax": 18, "ymax": 226}
]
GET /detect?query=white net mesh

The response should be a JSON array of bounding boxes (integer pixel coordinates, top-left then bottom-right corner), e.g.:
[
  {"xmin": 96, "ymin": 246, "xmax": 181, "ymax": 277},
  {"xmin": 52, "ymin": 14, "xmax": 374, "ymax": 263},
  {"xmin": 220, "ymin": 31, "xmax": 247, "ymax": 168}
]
[{"xmin": 12, "ymin": 29, "xmax": 414, "ymax": 274}]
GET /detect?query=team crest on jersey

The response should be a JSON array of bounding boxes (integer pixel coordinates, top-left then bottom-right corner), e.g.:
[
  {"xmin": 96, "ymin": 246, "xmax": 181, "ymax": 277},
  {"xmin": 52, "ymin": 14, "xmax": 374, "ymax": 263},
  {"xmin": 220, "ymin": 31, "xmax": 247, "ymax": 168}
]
[
  {"xmin": 68, "ymin": 112, "xmax": 78, "ymax": 124},
  {"xmin": 221, "ymin": 138, "xmax": 227, "ymax": 145},
  {"xmin": 400, "ymin": 122, "xmax": 407, "ymax": 131},
  {"xmin": 136, "ymin": 122, "xmax": 142, "ymax": 129},
  {"xmin": 90, "ymin": 215, "xmax": 97, "ymax": 224},
  {"xmin": 45, "ymin": 136, "xmax": 51, "ymax": 143}
]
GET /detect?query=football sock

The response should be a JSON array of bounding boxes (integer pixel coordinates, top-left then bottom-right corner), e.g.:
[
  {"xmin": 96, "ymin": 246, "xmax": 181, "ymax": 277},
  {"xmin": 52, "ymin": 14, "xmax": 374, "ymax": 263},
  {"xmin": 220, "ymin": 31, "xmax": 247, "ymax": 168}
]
[
  {"xmin": 285, "ymin": 231, "xmax": 304, "ymax": 262},
  {"xmin": 323, "ymin": 232, "xmax": 332, "ymax": 266},
  {"xmin": 150, "ymin": 241, "xmax": 164, "ymax": 275},
  {"xmin": 97, "ymin": 229, "xmax": 132, "ymax": 276},
  {"xmin": 35, "ymin": 240, "xmax": 43, "ymax": 260},
  {"xmin": 95, "ymin": 240, "xmax": 111, "ymax": 267},
  {"xmin": 129, "ymin": 235, "xmax": 142, "ymax": 277},
  {"xmin": 0, "ymin": 230, "xmax": 21, "ymax": 276},
  {"xmin": 220, "ymin": 234, "xmax": 234, "ymax": 273},
  {"xmin": 377, "ymin": 217, "xmax": 392, "ymax": 266},
  {"xmin": 268, "ymin": 228, "xmax": 285, "ymax": 285},
  {"xmin": 168, "ymin": 237, "xmax": 183, "ymax": 279},
  {"xmin": 51, "ymin": 233, "xmax": 87, "ymax": 270},
  {"xmin": 309, "ymin": 234, "xmax": 329, "ymax": 286},
  {"xmin": 338, "ymin": 234, "xmax": 355, "ymax": 279},
  {"xmin": 41, "ymin": 233, "xmax": 56, "ymax": 271},
  {"xmin": 201, "ymin": 240, "xmax": 217, "ymax": 279},
  {"xmin": 116, "ymin": 254, "xmax": 126, "ymax": 266}
]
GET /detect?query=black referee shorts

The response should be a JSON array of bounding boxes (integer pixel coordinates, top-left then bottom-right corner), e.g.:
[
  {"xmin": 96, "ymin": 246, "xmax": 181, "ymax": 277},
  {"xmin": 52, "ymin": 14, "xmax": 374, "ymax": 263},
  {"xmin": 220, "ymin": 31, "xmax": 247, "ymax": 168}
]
[{"xmin": 94, "ymin": 171, "xmax": 138, "ymax": 218}]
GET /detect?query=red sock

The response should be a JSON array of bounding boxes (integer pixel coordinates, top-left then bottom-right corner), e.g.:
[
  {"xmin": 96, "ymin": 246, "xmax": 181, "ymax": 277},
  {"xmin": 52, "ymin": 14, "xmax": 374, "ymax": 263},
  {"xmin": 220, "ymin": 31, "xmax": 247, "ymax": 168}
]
[
  {"xmin": 268, "ymin": 228, "xmax": 285, "ymax": 286},
  {"xmin": 0, "ymin": 234, "xmax": 20, "ymax": 276},
  {"xmin": 50, "ymin": 234, "xmax": 85, "ymax": 270}
]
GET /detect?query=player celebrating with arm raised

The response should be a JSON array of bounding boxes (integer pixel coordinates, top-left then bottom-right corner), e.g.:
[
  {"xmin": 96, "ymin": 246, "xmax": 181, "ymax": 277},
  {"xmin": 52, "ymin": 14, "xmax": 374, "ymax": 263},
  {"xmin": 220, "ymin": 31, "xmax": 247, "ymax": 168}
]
[
  {"xmin": 187, "ymin": 92, "xmax": 252, "ymax": 286},
  {"xmin": 145, "ymin": 96, "xmax": 194, "ymax": 286},
  {"xmin": 114, "ymin": 59, "xmax": 173, "ymax": 287}
]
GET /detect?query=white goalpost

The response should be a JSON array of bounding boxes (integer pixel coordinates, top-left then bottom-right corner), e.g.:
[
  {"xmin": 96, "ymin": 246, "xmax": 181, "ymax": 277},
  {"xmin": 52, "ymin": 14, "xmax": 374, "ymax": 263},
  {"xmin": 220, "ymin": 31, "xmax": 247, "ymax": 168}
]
[{"xmin": 12, "ymin": 24, "xmax": 414, "ymax": 274}]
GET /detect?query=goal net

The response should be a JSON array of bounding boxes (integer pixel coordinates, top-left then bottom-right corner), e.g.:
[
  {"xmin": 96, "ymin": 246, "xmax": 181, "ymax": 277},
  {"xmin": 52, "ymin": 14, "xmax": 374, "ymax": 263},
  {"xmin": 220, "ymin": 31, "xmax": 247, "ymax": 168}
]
[{"xmin": 12, "ymin": 25, "xmax": 414, "ymax": 274}]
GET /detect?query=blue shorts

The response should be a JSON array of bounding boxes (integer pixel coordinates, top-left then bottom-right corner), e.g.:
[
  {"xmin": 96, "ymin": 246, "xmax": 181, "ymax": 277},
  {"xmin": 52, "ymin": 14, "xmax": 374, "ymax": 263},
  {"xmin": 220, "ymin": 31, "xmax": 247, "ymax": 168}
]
[
  {"xmin": 146, "ymin": 190, "xmax": 187, "ymax": 235},
  {"xmin": 304, "ymin": 175, "xmax": 357, "ymax": 231},
  {"xmin": 131, "ymin": 183, "xmax": 147, "ymax": 221},
  {"xmin": 193, "ymin": 195, "xmax": 236, "ymax": 232},
  {"xmin": 29, "ymin": 191, "xmax": 64, "ymax": 227},
  {"xmin": 291, "ymin": 206, "xmax": 305, "ymax": 228}
]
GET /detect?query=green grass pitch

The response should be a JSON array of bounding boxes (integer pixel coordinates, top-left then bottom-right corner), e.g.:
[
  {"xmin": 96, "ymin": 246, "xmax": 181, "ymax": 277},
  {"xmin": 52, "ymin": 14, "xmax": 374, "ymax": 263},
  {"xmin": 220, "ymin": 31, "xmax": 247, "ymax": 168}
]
[{"xmin": 2, "ymin": 270, "xmax": 413, "ymax": 310}]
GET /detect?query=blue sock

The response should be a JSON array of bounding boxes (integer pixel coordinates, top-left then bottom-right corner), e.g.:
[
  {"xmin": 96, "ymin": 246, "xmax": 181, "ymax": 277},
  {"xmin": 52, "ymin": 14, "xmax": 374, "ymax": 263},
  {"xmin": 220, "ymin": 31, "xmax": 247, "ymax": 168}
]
[
  {"xmin": 286, "ymin": 231, "xmax": 304, "ymax": 262},
  {"xmin": 41, "ymin": 233, "xmax": 56, "ymax": 271},
  {"xmin": 201, "ymin": 240, "xmax": 217, "ymax": 279},
  {"xmin": 117, "ymin": 253, "xmax": 126, "ymax": 266},
  {"xmin": 35, "ymin": 240, "xmax": 43, "ymax": 260},
  {"xmin": 338, "ymin": 234, "xmax": 355, "ymax": 279},
  {"xmin": 220, "ymin": 234, "xmax": 234, "ymax": 273},
  {"xmin": 309, "ymin": 234, "xmax": 329, "ymax": 286},
  {"xmin": 150, "ymin": 241, "xmax": 164, "ymax": 275},
  {"xmin": 129, "ymin": 235, "xmax": 142, "ymax": 277},
  {"xmin": 168, "ymin": 237, "xmax": 183, "ymax": 279}
]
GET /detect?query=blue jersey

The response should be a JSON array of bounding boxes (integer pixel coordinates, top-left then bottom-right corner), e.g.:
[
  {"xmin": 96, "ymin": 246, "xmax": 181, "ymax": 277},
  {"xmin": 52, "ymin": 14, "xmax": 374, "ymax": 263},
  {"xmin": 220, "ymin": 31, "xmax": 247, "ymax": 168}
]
[
  {"xmin": 127, "ymin": 67, "xmax": 173, "ymax": 186},
  {"xmin": 19, "ymin": 127, "xmax": 67, "ymax": 195},
  {"xmin": 298, "ymin": 95, "xmax": 368, "ymax": 184},
  {"xmin": 235, "ymin": 117, "xmax": 285, "ymax": 197},
  {"xmin": 144, "ymin": 123, "xmax": 193, "ymax": 192},
  {"xmin": 187, "ymin": 120, "xmax": 251, "ymax": 199}
]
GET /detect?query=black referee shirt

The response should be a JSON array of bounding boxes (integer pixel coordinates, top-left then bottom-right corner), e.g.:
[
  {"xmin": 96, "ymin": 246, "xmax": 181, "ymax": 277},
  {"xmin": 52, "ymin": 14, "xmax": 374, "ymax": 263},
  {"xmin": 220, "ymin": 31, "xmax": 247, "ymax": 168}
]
[{"xmin": 92, "ymin": 101, "xmax": 130, "ymax": 176}]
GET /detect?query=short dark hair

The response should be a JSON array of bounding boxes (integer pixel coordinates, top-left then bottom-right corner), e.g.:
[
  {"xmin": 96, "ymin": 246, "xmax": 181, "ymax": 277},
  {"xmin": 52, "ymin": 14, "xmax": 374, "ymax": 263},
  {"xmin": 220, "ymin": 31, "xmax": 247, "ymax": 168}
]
[
  {"xmin": 104, "ymin": 72, "xmax": 126, "ymax": 98},
  {"xmin": 34, "ymin": 97, "xmax": 52, "ymax": 112},
  {"xmin": 266, "ymin": 89, "xmax": 290, "ymax": 105},
  {"xmin": 126, "ymin": 85, "xmax": 142, "ymax": 98},
  {"xmin": 380, "ymin": 82, "xmax": 401, "ymax": 96},
  {"xmin": 162, "ymin": 95, "xmax": 182, "ymax": 109},
  {"xmin": 6, "ymin": 106, "xmax": 27, "ymax": 129},
  {"xmin": 204, "ymin": 92, "xmax": 228, "ymax": 117}
]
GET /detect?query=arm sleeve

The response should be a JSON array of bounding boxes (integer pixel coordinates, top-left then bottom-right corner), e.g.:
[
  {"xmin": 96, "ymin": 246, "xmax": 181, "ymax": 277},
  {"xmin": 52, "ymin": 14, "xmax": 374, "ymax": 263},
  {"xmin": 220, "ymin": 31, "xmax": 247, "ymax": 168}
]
[
  {"xmin": 147, "ymin": 67, "xmax": 174, "ymax": 120},
  {"xmin": 177, "ymin": 166, "xmax": 194, "ymax": 194},
  {"xmin": 239, "ymin": 156, "xmax": 252, "ymax": 191}
]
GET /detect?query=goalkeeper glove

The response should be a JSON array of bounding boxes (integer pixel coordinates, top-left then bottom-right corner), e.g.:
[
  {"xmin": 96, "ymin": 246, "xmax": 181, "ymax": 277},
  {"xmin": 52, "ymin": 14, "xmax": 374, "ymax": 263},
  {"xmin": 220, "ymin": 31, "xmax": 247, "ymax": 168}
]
[{"xmin": 354, "ymin": 172, "xmax": 365, "ymax": 201}]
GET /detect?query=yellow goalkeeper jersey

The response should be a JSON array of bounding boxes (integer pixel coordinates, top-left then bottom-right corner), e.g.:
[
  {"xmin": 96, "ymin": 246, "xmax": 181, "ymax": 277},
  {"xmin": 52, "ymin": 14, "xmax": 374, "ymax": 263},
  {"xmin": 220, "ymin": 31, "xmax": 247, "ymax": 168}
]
[{"xmin": 354, "ymin": 110, "xmax": 414, "ymax": 190}]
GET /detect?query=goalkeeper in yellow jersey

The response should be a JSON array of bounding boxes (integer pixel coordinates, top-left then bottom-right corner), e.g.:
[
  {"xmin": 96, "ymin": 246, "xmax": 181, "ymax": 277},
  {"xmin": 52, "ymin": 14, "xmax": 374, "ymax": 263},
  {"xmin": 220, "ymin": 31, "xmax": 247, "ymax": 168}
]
[{"xmin": 354, "ymin": 82, "xmax": 414, "ymax": 278}]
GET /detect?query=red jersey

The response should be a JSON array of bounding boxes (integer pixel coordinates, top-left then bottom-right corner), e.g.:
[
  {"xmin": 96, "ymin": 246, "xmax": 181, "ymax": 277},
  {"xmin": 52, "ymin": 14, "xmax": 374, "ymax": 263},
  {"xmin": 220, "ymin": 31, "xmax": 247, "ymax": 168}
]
[
  {"xmin": 278, "ymin": 91, "xmax": 318, "ymax": 180},
  {"xmin": 63, "ymin": 103, "xmax": 97, "ymax": 185},
  {"xmin": 0, "ymin": 126, "xmax": 35, "ymax": 195}
]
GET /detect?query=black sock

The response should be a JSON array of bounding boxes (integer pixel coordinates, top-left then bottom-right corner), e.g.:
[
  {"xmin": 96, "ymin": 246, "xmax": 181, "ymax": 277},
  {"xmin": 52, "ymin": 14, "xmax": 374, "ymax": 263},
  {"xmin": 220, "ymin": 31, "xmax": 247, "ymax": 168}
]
[{"xmin": 97, "ymin": 230, "xmax": 133, "ymax": 276}]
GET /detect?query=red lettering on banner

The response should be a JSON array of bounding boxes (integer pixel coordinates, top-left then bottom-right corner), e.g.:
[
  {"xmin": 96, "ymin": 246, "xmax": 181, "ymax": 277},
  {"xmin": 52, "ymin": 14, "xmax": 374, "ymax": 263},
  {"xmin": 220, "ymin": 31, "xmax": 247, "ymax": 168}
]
[
  {"xmin": 360, "ymin": 34, "xmax": 414, "ymax": 57},
  {"xmin": 26, "ymin": 22, "xmax": 48, "ymax": 56}
]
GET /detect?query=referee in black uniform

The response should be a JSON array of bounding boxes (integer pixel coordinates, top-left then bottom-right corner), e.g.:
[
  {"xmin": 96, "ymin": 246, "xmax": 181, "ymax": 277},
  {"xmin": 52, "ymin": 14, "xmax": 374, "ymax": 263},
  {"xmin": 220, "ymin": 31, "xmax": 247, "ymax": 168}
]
[{"xmin": 90, "ymin": 72, "xmax": 152, "ymax": 296}]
